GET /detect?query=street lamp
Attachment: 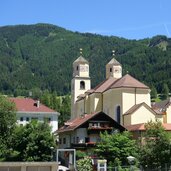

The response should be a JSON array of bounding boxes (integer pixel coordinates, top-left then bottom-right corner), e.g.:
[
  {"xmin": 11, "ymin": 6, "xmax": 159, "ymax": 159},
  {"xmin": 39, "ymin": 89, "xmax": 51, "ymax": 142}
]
[
  {"xmin": 50, "ymin": 146, "xmax": 54, "ymax": 161},
  {"xmin": 127, "ymin": 156, "xmax": 135, "ymax": 171}
]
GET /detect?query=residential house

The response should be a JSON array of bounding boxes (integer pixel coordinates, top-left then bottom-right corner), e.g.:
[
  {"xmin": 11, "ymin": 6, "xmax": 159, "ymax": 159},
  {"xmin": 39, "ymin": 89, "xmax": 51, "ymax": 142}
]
[
  {"xmin": 10, "ymin": 97, "xmax": 60, "ymax": 133},
  {"xmin": 58, "ymin": 111, "xmax": 125, "ymax": 149}
]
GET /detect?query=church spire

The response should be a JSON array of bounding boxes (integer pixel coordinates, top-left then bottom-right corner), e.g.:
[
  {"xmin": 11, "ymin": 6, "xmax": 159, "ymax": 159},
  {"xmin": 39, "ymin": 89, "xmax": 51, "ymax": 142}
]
[
  {"xmin": 73, "ymin": 48, "xmax": 89, "ymax": 77},
  {"xmin": 71, "ymin": 48, "xmax": 91, "ymax": 119},
  {"xmin": 106, "ymin": 50, "xmax": 122, "ymax": 79}
]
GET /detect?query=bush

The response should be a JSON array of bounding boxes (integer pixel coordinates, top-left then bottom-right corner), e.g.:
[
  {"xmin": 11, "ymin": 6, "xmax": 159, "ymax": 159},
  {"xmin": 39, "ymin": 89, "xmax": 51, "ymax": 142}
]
[{"xmin": 76, "ymin": 156, "xmax": 93, "ymax": 171}]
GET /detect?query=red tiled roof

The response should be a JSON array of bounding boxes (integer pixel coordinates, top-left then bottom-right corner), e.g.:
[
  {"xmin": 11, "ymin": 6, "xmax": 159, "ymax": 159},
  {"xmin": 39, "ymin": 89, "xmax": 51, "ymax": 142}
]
[
  {"xmin": 85, "ymin": 78, "xmax": 118, "ymax": 94},
  {"xmin": 163, "ymin": 123, "xmax": 171, "ymax": 131},
  {"xmin": 125, "ymin": 123, "xmax": 145, "ymax": 131},
  {"xmin": 57, "ymin": 111, "xmax": 126, "ymax": 133},
  {"xmin": 85, "ymin": 74, "xmax": 149, "ymax": 96},
  {"xmin": 123, "ymin": 103, "xmax": 144, "ymax": 115},
  {"xmin": 110, "ymin": 74, "xmax": 149, "ymax": 89},
  {"xmin": 125, "ymin": 123, "xmax": 171, "ymax": 131},
  {"xmin": 123, "ymin": 102, "xmax": 157, "ymax": 115},
  {"xmin": 77, "ymin": 74, "xmax": 149, "ymax": 103},
  {"xmin": 94, "ymin": 78, "xmax": 117, "ymax": 93},
  {"xmin": 58, "ymin": 112, "xmax": 100, "ymax": 133},
  {"xmin": 10, "ymin": 98, "xmax": 57, "ymax": 113}
]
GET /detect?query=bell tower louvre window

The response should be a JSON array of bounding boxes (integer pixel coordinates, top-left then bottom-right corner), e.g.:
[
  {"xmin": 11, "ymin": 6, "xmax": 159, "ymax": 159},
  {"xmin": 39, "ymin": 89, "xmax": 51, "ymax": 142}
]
[{"xmin": 80, "ymin": 81, "xmax": 85, "ymax": 90}]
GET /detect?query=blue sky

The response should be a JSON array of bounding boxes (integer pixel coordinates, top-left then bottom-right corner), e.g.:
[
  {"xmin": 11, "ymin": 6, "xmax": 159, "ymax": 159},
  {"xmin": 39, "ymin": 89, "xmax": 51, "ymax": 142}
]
[{"xmin": 1, "ymin": 0, "xmax": 171, "ymax": 39}]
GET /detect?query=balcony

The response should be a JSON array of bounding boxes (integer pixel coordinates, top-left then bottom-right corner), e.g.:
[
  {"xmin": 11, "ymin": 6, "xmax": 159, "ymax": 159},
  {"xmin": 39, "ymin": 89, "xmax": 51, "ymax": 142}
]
[
  {"xmin": 71, "ymin": 142, "xmax": 96, "ymax": 149},
  {"xmin": 88, "ymin": 122, "xmax": 112, "ymax": 134}
]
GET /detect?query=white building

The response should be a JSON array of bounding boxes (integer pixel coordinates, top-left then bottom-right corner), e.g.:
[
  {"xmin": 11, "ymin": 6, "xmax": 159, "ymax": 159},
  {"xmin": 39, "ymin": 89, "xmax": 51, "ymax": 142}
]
[{"xmin": 10, "ymin": 97, "xmax": 60, "ymax": 133}]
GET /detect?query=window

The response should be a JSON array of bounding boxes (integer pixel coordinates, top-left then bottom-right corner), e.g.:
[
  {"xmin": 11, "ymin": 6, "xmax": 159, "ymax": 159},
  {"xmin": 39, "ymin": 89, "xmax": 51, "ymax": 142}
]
[
  {"xmin": 63, "ymin": 138, "xmax": 66, "ymax": 144},
  {"xmin": 116, "ymin": 106, "xmax": 121, "ymax": 124},
  {"xmin": 110, "ymin": 68, "xmax": 112, "ymax": 72},
  {"xmin": 76, "ymin": 66, "xmax": 79, "ymax": 70},
  {"xmin": 80, "ymin": 81, "xmax": 85, "ymax": 89},
  {"xmin": 26, "ymin": 117, "xmax": 29, "ymax": 122},
  {"xmin": 85, "ymin": 137, "xmax": 90, "ymax": 143},
  {"xmin": 76, "ymin": 137, "xmax": 79, "ymax": 144},
  {"xmin": 59, "ymin": 138, "xmax": 62, "ymax": 144},
  {"xmin": 31, "ymin": 117, "xmax": 38, "ymax": 122},
  {"xmin": 44, "ymin": 117, "xmax": 51, "ymax": 123},
  {"xmin": 73, "ymin": 137, "xmax": 75, "ymax": 144},
  {"xmin": 20, "ymin": 117, "xmax": 23, "ymax": 122}
]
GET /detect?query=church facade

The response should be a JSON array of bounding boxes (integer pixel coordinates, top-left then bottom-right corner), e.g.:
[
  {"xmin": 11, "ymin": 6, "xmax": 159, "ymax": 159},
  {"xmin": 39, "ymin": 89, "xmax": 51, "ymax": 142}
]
[
  {"xmin": 58, "ymin": 52, "xmax": 171, "ymax": 149},
  {"xmin": 70, "ymin": 53, "xmax": 162, "ymax": 126}
]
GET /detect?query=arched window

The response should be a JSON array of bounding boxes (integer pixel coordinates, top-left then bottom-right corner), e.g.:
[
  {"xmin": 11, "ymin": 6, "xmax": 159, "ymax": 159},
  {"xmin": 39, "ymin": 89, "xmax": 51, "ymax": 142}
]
[
  {"xmin": 80, "ymin": 81, "xmax": 85, "ymax": 89},
  {"xmin": 116, "ymin": 106, "xmax": 121, "ymax": 124}
]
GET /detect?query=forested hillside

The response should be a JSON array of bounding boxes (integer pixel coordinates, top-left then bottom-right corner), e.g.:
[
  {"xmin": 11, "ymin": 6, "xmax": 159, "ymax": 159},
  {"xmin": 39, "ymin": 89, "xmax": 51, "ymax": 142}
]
[{"xmin": 0, "ymin": 23, "xmax": 171, "ymax": 96}]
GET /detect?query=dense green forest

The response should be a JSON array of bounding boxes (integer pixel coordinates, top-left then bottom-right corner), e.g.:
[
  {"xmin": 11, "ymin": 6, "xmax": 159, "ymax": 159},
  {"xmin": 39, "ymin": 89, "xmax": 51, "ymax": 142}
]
[{"xmin": 0, "ymin": 23, "xmax": 171, "ymax": 96}]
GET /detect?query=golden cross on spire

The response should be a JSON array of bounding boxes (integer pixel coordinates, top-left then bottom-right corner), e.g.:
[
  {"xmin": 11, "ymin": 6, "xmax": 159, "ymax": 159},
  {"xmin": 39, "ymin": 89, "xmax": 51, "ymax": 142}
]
[
  {"xmin": 112, "ymin": 50, "xmax": 115, "ymax": 56},
  {"xmin": 80, "ymin": 48, "xmax": 83, "ymax": 55}
]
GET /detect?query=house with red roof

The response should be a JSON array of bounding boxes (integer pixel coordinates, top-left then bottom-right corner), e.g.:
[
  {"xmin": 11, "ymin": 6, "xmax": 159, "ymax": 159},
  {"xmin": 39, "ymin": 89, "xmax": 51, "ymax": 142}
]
[
  {"xmin": 10, "ymin": 97, "xmax": 60, "ymax": 132},
  {"xmin": 58, "ymin": 111, "xmax": 125, "ymax": 149}
]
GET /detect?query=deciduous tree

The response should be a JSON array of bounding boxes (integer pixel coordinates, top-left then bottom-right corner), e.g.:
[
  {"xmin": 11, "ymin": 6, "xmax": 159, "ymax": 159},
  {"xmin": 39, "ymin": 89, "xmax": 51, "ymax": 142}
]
[
  {"xmin": 0, "ymin": 95, "xmax": 16, "ymax": 160},
  {"xmin": 0, "ymin": 95, "xmax": 16, "ymax": 138},
  {"xmin": 139, "ymin": 121, "xmax": 171, "ymax": 169},
  {"xmin": 11, "ymin": 121, "xmax": 56, "ymax": 161},
  {"xmin": 95, "ymin": 131, "xmax": 138, "ymax": 167}
]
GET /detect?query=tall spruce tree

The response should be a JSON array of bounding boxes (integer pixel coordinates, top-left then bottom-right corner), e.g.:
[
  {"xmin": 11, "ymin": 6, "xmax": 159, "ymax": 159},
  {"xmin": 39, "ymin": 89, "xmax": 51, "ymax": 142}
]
[{"xmin": 161, "ymin": 83, "xmax": 169, "ymax": 100}]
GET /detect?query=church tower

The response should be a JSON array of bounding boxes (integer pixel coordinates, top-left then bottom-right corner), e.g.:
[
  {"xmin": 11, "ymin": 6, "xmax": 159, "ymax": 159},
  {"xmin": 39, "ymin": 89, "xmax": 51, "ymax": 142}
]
[
  {"xmin": 106, "ymin": 50, "xmax": 122, "ymax": 79},
  {"xmin": 71, "ymin": 49, "xmax": 91, "ymax": 119}
]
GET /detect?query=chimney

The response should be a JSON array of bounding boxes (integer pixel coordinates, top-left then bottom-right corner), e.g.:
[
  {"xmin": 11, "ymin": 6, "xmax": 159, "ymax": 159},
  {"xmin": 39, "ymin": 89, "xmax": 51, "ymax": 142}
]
[
  {"xmin": 80, "ymin": 113, "xmax": 85, "ymax": 119},
  {"xmin": 37, "ymin": 100, "xmax": 40, "ymax": 108},
  {"xmin": 34, "ymin": 100, "xmax": 40, "ymax": 108}
]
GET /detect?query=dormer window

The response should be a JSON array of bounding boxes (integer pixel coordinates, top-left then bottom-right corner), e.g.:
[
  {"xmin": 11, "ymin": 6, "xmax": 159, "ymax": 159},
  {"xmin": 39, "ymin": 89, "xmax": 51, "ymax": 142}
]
[{"xmin": 80, "ymin": 81, "xmax": 85, "ymax": 89}]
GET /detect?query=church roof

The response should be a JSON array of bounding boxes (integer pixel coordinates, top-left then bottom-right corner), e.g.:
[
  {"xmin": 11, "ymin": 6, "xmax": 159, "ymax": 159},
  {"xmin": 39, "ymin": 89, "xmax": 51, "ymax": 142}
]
[
  {"xmin": 110, "ymin": 74, "xmax": 149, "ymax": 89},
  {"xmin": 107, "ymin": 58, "xmax": 121, "ymax": 66},
  {"xmin": 123, "ymin": 102, "xmax": 157, "ymax": 115},
  {"xmin": 83, "ymin": 74, "xmax": 149, "ymax": 98},
  {"xmin": 73, "ymin": 56, "xmax": 89, "ymax": 64},
  {"xmin": 123, "ymin": 103, "xmax": 145, "ymax": 115},
  {"xmin": 125, "ymin": 123, "xmax": 145, "ymax": 131},
  {"xmin": 93, "ymin": 77, "xmax": 118, "ymax": 93},
  {"xmin": 86, "ymin": 74, "xmax": 149, "ymax": 95},
  {"xmin": 84, "ymin": 77, "xmax": 118, "ymax": 94},
  {"xmin": 125, "ymin": 123, "xmax": 171, "ymax": 131}
]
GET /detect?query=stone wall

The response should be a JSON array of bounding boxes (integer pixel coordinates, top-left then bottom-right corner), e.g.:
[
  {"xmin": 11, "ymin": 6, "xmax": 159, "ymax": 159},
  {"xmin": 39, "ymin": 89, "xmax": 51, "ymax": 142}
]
[{"xmin": 0, "ymin": 162, "xmax": 58, "ymax": 171}]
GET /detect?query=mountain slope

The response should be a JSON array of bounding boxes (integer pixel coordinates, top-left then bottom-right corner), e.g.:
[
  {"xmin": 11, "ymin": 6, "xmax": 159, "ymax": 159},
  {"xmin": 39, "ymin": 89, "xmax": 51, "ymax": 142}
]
[{"xmin": 0, "ymin": 23, "xmax": 171, "ymax": 96}]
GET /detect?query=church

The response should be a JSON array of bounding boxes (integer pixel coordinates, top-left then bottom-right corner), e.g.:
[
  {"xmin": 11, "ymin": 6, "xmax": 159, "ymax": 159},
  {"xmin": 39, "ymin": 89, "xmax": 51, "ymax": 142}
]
[{"xmin": 57, "ymin": 50, "xmax": 171, "ymax": 149}]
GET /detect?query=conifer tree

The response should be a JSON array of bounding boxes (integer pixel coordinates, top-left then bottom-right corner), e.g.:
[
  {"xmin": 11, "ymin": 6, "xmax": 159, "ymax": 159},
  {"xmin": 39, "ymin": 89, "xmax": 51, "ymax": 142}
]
[{"xmin": 161, "ymin": 83, "xmax": 169, "ymax": 100}]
